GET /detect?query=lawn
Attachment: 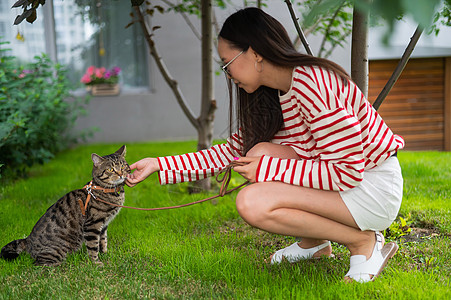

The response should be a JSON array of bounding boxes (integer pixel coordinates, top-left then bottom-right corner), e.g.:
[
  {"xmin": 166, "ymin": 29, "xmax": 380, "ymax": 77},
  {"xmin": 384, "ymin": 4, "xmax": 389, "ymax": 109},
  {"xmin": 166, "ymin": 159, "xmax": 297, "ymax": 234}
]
[{"xmin": 0, "ymin": 141, "xmax": 450, "ymax": 299}]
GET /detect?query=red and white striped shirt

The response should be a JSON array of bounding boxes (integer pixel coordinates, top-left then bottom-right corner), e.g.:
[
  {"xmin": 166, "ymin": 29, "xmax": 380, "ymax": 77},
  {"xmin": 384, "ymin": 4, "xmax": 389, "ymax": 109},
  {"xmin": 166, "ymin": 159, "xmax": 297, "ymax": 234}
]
[{"xmin": 158, "ymin": 66, "xmax": 404, "ymax": 191}]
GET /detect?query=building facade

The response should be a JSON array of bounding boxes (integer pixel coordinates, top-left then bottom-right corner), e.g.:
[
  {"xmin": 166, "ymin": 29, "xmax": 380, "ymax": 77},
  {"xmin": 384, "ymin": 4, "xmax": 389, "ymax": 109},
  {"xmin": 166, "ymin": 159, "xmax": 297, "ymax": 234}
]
[{"xmin": 2, "ymin": 1, "xmax": 450, "ymax": 149}]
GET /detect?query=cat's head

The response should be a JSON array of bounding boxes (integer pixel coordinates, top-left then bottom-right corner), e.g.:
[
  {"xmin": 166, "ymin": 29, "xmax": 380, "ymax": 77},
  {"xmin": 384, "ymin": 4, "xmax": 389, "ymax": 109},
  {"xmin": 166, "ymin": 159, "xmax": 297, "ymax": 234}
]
[{"xmin": 91, "ymin": 145, "xmax": 130, "ymax": 187}]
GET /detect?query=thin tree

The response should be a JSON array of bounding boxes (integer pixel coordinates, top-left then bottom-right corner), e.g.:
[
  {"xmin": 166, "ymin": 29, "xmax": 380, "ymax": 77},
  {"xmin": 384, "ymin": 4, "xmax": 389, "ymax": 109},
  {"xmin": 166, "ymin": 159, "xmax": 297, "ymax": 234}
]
[
  {"xmin": 130, "ymin": 0, "xmax": 216, "ymax": 190},
  {"xmin": 350, "ymin": 3, "xmax": 369, "ymax": 97}
]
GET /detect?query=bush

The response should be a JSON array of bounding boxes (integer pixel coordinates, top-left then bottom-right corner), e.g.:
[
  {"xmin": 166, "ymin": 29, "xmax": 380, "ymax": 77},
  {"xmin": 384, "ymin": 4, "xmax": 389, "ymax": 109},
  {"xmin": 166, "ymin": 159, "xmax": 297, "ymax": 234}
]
[{"xmin": 0, "ymin": 40, "xmax": 89, "ymax": 179}]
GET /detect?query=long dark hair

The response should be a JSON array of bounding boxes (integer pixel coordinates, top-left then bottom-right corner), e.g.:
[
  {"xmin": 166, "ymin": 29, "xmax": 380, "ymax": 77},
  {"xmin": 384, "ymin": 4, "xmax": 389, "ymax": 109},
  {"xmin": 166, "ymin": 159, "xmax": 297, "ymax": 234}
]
[{"xmin": 219, "ymin": 7, "xmax": 350, "ymax": 155}]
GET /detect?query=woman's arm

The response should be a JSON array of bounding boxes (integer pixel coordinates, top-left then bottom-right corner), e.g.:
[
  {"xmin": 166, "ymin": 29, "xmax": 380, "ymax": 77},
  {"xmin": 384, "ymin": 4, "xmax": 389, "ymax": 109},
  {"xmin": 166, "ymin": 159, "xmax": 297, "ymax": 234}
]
[
  {"xmin": 157, "ymin": 136, "xmax": 242, "ymax": 185},
  {"xmin": 127, "ymin": 133, "xmax": 243, "ymax": 187}
]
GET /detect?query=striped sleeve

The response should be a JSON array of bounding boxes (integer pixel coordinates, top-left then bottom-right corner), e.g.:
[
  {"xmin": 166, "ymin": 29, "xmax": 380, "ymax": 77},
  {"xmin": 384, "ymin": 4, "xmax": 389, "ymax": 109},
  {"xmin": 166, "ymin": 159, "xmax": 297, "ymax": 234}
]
[{"xmin": 157, "ymin": 133, "xmax": 242, "ymax": 185}]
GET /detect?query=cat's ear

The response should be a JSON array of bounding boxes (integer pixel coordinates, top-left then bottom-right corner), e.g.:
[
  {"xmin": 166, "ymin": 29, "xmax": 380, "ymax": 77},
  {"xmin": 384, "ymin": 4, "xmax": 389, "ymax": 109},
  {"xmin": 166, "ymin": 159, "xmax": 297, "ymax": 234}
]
[
  {"xmin": 115, "ymin": 145, "xmax": 126, "ymax": 157},
  {"xmin": 91, "ymin": 153, "xmax": 104, "ymax": 167}
]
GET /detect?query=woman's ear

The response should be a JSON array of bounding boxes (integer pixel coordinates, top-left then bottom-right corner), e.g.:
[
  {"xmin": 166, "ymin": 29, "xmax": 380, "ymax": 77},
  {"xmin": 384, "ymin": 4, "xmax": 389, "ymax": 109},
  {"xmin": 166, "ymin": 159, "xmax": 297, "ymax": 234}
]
[{"xmin": 248, "ymin": 46, "xmax": 263, "ymax": 63}]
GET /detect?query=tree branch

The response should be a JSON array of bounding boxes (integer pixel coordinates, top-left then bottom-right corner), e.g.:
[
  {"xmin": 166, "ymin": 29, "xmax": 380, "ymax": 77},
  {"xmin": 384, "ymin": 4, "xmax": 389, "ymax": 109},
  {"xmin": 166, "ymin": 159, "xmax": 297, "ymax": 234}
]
[
  {"xmin": 132, "ymin": 5, "xmax": 199, "ymax": 129},
  {"xmin": 284, "ymin": 0, "xmax": 314, "ymax": 56},
  {"xmin": 372, "ymin": 26, "xmax": 423, "ymax": 111},
  {"xmin": 292, "ymin": 17, "xmax": 323, "ymax": 49}
]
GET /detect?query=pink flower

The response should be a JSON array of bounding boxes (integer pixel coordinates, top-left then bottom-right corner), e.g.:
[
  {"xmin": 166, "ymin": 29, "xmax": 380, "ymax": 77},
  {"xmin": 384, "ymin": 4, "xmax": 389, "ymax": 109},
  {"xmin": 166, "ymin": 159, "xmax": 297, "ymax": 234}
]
[
  {"xmin": 80, "ymin": 74, "xmax": 92, "ymax": 84},
  {"xmin": 95, "ymin": 67, "xmax": 106, "ymax": 78},
  {"xmin": 86, "ymin": 66, "xmax": 96, "ymax": 76}
]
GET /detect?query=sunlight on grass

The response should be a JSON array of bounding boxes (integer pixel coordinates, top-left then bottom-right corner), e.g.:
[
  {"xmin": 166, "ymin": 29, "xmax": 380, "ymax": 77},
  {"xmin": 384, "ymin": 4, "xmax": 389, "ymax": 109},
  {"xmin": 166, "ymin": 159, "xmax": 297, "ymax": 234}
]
[{"xmin": 1, "ymin": 143, "xmax": 450, "ymax": 299}]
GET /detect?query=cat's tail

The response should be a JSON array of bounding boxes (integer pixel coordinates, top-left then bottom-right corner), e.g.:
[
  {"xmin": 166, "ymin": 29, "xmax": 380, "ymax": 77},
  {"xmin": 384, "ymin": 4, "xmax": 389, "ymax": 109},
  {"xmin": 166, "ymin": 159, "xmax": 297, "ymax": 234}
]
[{"xmin": 1, "ymin": 239, "xmax": 27, "ymax": 260}]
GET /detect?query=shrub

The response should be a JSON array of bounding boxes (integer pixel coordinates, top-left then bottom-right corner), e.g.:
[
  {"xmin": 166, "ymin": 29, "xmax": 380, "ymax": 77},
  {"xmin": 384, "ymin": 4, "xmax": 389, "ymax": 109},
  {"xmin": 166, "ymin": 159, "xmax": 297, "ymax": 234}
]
[{"xmin": 0, "ymin": 40, "xmax": 89, "ymax": 179}]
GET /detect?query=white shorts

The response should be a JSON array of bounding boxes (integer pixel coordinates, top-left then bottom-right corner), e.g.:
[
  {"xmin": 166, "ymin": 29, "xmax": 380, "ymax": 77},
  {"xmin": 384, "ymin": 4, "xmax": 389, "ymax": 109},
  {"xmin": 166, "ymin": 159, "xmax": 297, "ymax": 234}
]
[{"xmin": 339, "ymin": 157, "xmax": 403, "ymax": 231}]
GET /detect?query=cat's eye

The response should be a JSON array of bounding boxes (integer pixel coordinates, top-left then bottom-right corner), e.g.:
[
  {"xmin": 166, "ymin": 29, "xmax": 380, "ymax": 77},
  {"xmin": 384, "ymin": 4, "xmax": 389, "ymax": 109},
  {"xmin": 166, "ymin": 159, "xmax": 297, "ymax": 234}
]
[{"xmin": 109, "ymin": 168, "xmax": 114, "ymax": 172}]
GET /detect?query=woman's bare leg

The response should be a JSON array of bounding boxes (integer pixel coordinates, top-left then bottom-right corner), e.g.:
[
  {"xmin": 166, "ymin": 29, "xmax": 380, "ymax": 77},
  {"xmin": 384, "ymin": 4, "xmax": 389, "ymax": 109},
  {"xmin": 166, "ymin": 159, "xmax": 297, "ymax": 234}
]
[
  {"xmin": 236, "ymin": 182, "xmax": 375, "ymax": 257},
  {"xmin": 240, "ymin": 143, "xmax": 378, "ymax": 273},
  {"xmin": 243, "ymin": 143, "xmax": 332, "ymax": 256}
]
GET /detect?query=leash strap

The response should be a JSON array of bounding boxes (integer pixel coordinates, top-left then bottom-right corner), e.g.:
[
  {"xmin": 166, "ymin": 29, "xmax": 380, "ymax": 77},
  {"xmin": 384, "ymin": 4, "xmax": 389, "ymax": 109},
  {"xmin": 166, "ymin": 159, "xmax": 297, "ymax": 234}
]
[
  {"xmin": 87, "ymin": 161, "xmax": 248, "ymax": 212},
  {"xmin": 79, "ymin": 181, "xmax": 121, "ymax": 216}
]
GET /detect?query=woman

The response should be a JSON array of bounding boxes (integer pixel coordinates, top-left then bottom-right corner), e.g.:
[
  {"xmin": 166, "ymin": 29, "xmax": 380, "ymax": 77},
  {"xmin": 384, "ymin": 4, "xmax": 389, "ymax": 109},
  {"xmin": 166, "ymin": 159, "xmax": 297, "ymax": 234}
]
[{"xmin": 127, "ymin": 7, "xmax": 404, "ymax": 283}]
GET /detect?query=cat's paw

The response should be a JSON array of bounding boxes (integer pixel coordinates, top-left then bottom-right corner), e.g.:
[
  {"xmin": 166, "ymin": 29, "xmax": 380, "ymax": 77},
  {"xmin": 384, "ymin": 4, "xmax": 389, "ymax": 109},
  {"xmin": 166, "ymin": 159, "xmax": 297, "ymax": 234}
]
[{"xmin": 99, "ymin": 238, "xmax": 108, "ymax": 253}]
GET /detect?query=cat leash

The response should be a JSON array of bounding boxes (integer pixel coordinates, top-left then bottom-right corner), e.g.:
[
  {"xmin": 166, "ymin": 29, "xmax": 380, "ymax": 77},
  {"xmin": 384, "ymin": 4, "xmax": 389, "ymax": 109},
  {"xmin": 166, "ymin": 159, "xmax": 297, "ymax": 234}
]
[
  {"xmin": 79, "ymin": 183, "xmax": 121, "ymax": 216},
  {"xmin": 81, "ymin": 161, "xmax": 249, "ymax": 213}
]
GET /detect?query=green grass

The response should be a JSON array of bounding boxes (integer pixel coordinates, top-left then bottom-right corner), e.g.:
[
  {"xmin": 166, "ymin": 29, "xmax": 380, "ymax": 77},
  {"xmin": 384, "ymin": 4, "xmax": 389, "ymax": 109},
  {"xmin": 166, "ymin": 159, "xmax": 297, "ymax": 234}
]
[{"xmin": 1, "ymin": 141, "xmax": 450, "ymax": 299}]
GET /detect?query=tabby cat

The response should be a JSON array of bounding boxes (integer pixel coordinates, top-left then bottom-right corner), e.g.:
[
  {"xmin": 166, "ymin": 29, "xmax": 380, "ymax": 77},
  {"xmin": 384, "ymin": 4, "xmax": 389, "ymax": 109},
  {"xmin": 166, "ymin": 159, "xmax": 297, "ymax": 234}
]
[{"xmin": 0, "ymin": 145, "xmax": 130, "ymax": 266}]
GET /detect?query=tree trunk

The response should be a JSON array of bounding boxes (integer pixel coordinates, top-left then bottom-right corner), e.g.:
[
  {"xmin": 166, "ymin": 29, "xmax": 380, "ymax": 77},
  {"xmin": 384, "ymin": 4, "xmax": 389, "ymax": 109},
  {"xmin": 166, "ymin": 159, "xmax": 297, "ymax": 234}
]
[
  {"xmin": 199, "ymin": 0, "xmax": 215, "ymax": 151},
  {"xmin": 196, "ymin": 0, "xmax": 216, "ymax": 191},
  {"xmin": 351, "ymin": 3, "xmax": 369, "ymax": 97},
  {"xmin": 132, "ymin": 2, "xmax": 217, "ymax": 191}
]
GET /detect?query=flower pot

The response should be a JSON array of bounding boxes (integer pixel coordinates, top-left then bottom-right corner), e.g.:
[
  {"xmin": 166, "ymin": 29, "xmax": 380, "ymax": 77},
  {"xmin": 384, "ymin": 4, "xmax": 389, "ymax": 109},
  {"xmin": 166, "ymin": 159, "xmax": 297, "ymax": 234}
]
[{"xmin": 89, "ymin": 83, "xmax": 120, "ymax": 96}]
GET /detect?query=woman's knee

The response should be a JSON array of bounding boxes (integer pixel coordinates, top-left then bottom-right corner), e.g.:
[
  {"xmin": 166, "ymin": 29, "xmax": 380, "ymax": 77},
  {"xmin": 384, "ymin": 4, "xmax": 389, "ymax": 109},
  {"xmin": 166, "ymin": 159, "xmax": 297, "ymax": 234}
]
[
  {"xmin": 246, "ymin": 142, "xmax": 298, "ymax": 159},
  {"xmin": 235, "ymin": 185, "xmax": 267, "ymax": 226},
  {"xmin": 246, "ymin": 142, "xmax": 273, "ymax": 157}
]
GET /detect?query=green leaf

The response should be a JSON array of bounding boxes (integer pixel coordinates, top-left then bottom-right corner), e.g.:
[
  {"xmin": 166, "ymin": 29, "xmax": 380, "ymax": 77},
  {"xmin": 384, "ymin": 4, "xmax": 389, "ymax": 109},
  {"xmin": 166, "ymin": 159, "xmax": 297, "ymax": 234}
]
[{"xmin": 400, "ymin": 216, "xmax": 407, "ymax": 227}]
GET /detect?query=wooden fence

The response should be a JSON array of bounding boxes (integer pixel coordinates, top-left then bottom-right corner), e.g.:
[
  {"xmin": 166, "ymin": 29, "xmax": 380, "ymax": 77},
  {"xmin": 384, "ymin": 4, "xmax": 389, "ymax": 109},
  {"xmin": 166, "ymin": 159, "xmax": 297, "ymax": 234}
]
[{"xmin": 368, "ymin": 57, "xmax": 451, "ymax": 151}]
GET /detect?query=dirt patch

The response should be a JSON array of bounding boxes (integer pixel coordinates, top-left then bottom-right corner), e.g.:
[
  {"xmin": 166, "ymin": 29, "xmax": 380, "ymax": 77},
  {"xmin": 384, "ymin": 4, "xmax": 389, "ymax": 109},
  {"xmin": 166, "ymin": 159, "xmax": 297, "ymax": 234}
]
[{"xmin": 398, "ymin": 227, "xmax": 441, "ymax": 243}]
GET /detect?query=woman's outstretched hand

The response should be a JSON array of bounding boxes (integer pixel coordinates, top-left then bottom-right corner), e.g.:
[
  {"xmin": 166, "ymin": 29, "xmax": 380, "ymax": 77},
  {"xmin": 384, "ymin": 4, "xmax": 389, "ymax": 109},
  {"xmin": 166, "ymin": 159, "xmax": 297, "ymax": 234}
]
[{"xmin": 126, "ymin": 157, "xmax": 160, "ymax": 187}]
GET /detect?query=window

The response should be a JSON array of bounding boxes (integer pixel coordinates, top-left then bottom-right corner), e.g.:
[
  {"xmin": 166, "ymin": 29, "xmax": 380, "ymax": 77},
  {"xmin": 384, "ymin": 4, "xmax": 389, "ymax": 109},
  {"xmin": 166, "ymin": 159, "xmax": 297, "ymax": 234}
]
[
  {"xmin": 1, "ymin": 0, "xmax": 149, "ymax": 89},
  {"xmin": 1, "ymin": 1, "xmax": 46, "ymax": 61}
]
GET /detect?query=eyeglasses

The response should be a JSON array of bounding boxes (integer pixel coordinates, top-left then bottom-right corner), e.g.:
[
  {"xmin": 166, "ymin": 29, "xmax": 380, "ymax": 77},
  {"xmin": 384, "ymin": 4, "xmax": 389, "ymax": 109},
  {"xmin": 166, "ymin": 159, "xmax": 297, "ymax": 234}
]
[{"xmin": 221, "ymin": 50, "xmax": 244, "ymax": 77}]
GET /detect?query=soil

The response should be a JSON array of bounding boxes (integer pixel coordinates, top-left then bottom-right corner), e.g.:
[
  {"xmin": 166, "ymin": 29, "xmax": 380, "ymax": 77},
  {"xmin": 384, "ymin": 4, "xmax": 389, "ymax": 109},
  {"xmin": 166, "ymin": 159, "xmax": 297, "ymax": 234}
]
[{"xmin": 399, "ymin": 227, "xmax": 442, "ymax": 243}]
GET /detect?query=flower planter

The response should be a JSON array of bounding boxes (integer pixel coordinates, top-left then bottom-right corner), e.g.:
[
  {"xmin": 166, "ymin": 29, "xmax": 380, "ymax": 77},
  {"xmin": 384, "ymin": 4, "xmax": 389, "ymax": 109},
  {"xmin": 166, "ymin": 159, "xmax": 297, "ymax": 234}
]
[
  {"xmin": 81, "ymin": 66, "xmax": 121, "ymax": 96},
  {"xmin": 89, "ymin": 83, "xmax": 120, "ymax": 96}
]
